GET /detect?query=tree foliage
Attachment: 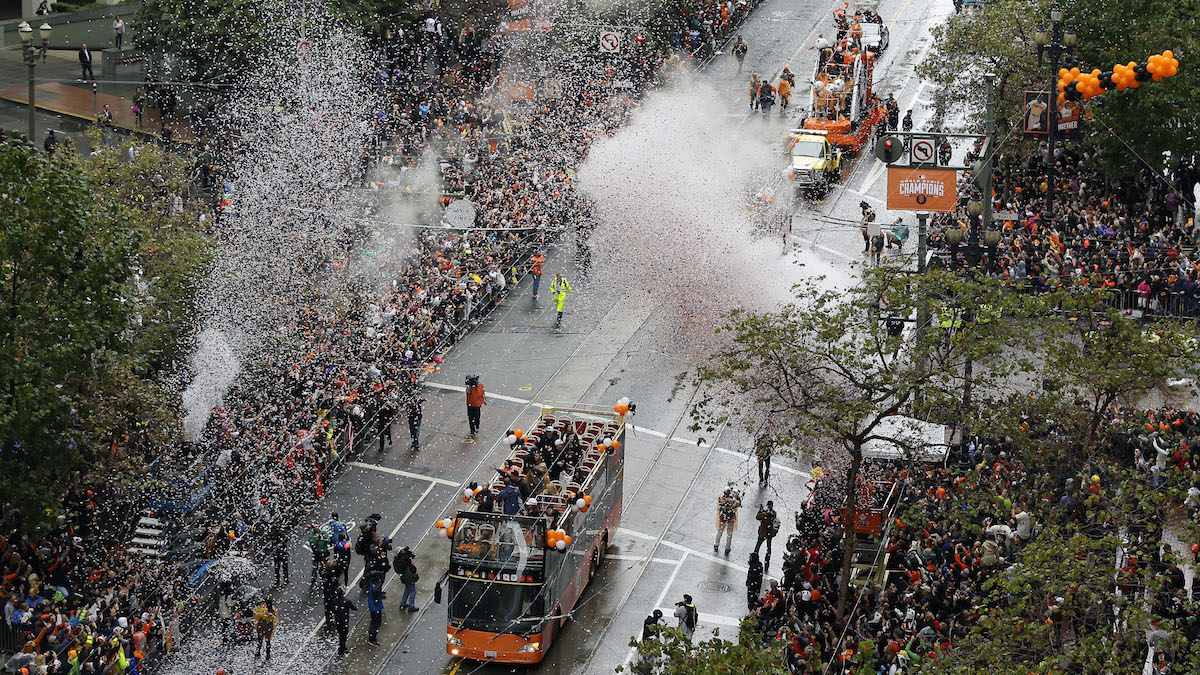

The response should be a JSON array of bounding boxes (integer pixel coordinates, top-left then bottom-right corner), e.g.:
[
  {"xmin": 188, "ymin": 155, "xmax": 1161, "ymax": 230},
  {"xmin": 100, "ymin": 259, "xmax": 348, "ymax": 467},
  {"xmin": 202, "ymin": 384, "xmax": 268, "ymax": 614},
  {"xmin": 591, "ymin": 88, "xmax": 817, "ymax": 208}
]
[
  {"xmin": 920, "ymin": 0, "xmax": 1200, "ymax": 174},
  {"xmin": 1071, "ymin": 0, "xmax": 1200, "ymax": 177},
  {"xmin": 620, "ymin": 621, "xmax": 789, "ymax": 675},
  {"xmin": 918, "ymin": 0, "xmax": 1049, "ymax": 134},
  {"xmin": 692, "ymin": 266, "xmax": 1032, "ymax": 618},
  {"xmin": 0, "ymin": 140, "xmax": 136, "ymax": 526}
]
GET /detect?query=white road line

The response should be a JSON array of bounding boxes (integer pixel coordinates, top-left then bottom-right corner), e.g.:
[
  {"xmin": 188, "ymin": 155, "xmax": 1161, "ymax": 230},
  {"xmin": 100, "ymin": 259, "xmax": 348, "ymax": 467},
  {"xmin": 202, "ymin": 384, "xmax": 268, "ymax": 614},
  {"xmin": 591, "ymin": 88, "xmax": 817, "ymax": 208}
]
[
  {"xmin": 657, "ymin": 608, "xmax": 743, "ymax": 627},
  {"xmin": 404, "ymin": 395, "xmax": 814, "ymax": 480},
  {"xmin": 281, "ymin": 481, "xmax": 438, "ymax": 672},
  {"xmin": 624, "ymin": 552, "xmax": 689, "ymax": 667},
  {"xmin": 617, "ymin": 527, "xmax": 656, "ymax": 541},
  {"xmin": 659, "ymin": 540, "xmax": 751, "ymax": 572},
  {"xmin": 631, "ymin": 425, "xmax": 811, "ymax": 478},
  {"xmin": 348, "ymin": 461, "xmax": 460, "ymax": 487},
  {"xmin": 388, "ymin": 482, "xmax": 436, "ymax": 542},
  {"xmin": 423, "ymin": 380, "xmax": 534, "ymax": 405},
  {"xmin": 608, "ymin": 553, "xmax": 683, "ymax": 564}
]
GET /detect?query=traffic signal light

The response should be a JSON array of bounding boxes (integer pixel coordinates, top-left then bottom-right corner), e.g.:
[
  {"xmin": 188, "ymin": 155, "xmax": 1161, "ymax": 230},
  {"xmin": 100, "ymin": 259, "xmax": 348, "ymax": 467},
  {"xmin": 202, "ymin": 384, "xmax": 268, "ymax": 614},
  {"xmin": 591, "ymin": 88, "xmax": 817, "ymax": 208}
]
[
  {"xmin": 971, "ymin": 159, "xmax": 991, "ymax": 191},
  {"xmin": 875, "ymin": 136, "xmax": 904, "ymax": 164}
]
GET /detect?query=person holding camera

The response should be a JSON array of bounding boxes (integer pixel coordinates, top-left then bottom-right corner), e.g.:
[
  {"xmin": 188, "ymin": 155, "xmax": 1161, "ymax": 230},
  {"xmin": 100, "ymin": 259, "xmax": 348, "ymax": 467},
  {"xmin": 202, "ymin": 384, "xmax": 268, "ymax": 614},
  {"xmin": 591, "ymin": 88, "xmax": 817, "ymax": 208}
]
[
  {"xmin": 395, "ymin": 547, "xmax": 420, "ymax": 611},
  {"xmin": 465, "ymin": 374, "xmax": 487, "ymax": 435},
  {"xmin": 673, "ymin": 595, "xmax": 698, "ymax": 641},
  {"xmin": 754, "ymin": 501, "xmax": 781, "ymax": 571}
]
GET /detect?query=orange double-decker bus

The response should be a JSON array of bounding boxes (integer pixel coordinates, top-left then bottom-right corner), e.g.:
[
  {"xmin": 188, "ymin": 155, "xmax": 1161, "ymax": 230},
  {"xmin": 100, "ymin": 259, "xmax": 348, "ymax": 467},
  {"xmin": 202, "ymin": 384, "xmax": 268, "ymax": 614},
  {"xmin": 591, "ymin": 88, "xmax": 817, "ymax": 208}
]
[{"xmin": 441, "ymin": 404, "xmax": 626, "ymax": 663}]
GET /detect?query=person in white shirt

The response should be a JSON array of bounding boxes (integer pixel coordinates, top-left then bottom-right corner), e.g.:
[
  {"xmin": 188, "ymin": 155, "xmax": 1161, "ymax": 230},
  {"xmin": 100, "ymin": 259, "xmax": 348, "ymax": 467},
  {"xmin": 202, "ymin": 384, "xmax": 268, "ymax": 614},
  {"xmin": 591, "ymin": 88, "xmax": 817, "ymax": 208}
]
[{"xmin": 113, "ymin": 16, "xmax": 125, "ymax": 50}]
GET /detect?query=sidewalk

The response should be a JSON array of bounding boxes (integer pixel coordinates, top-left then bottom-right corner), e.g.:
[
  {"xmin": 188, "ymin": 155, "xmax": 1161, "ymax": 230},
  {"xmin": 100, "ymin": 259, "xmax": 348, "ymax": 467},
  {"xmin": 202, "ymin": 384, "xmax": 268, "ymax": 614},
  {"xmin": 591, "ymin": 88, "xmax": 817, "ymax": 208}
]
[{"xmin": 0, "ymin": 48, "xmax": 194, "ymax": 143}]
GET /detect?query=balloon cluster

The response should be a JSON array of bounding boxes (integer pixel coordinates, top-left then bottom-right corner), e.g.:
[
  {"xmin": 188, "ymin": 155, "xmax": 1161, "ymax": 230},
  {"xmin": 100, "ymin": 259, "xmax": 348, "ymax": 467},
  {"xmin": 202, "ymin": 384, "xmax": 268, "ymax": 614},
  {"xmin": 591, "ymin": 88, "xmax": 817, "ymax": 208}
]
[
  {"xmin": 613, "ymin": 396, "xmax": 632, "ymax": 416},
  {"xmin": 505, "ymin": 428, "xmax": 525, "ymax": 445},
  {"xmin": 436, "ymin": 517, "xmax": 457, "ymax": 539},
  {"xmin": 546, "ymin": 529, "xmax": 572, "ymax": 550},
  {"xmin": 462, "ymin": 482, "xmax": 484, "ymax": 503},
  {"xmin": 1058, "ymin": 51, "xmax": 1180, "ymax": 102},
  {"xmin": 571, "ymin": 492, "xmax": 593, "ymax": 513}
]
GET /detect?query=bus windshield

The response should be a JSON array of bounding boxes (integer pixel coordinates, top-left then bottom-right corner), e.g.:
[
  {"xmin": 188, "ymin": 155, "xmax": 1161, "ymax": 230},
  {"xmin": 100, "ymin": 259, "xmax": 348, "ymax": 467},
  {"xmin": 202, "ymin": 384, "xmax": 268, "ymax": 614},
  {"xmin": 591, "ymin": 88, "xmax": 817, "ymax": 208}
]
[
  {"xmin": 449, "ymin": 577, "xmax": 546, "ymax": 634},
  {"xmin": 452, "ymin": 514, "xmax": 545, "ymax": 572}
]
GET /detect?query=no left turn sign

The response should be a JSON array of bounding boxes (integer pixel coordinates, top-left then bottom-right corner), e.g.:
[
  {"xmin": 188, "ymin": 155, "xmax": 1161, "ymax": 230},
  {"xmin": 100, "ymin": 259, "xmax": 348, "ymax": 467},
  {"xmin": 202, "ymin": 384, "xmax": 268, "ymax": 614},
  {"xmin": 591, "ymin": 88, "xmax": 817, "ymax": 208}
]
[
  {"xmin": 911, "ymin": 138, "xmax": 935, "ymax": 164},
  {"xmin": 599, "ymin": 31, "xmax": 621, "ymax": 52}
]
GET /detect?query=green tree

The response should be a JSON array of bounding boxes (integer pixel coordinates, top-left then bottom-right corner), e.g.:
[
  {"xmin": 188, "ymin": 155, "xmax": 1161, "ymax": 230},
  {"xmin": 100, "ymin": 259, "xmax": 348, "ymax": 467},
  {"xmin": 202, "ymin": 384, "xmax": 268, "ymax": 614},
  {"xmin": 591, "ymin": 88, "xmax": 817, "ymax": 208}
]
[
  {"xmin": 133, "ymin": 0, "xmax": 277, "ymax": 84},
  {"xmin": 918, "ymin": 0, "xmax": 1048, "ymax": 134},
  {"xmin": 0, "ymin": 140, "xmax": 136, "ymax": 527},
  {"xmin": 693, "ymin": 266, "xmax": 1030, "ymax": 620},
  {"xmin": 1032, "ymin": 291, "xmax": 1199, "ymax": 459},
  {"xmin": 1070, "ymin": 0, "xmax": 1200, "ymax": 178},
  {"xmin": 619, "ymin": 621, "xmax": 789, "ymax": 675},
  {"xmin": 73, "ymin": 135, "xmax": 212, "ymax": 464},
  {"xmin": 910, "ymin": 462, "xmax": 1200, "ymax": 675}
]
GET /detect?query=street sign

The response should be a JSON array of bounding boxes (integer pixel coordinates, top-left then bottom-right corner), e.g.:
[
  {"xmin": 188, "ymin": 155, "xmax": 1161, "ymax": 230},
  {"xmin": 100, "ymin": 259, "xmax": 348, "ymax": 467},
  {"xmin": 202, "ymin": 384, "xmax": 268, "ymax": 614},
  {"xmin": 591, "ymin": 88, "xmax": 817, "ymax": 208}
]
[
  {"xmin": 994, "ymin": 211, "xmax": 1019, "ymax": 221},
  {"xmin": 599, "ymin": 31, "xmax": 621, "ymax": 52},
  {"xmin": 886, "ymin": 167, "xmax": 958, "ymax": 212},
  {"xmin": 911, "ymin": 137, "xmax": 935, "ymax": 164}
]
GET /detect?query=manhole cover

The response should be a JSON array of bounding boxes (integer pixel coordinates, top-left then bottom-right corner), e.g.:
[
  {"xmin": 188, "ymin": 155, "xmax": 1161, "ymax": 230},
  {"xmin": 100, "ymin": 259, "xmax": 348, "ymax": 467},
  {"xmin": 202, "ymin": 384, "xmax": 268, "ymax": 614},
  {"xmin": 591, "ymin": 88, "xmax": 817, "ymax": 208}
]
[{"xmin": 698, "ymin": 581, "xmax": 731, "ymax": 593}]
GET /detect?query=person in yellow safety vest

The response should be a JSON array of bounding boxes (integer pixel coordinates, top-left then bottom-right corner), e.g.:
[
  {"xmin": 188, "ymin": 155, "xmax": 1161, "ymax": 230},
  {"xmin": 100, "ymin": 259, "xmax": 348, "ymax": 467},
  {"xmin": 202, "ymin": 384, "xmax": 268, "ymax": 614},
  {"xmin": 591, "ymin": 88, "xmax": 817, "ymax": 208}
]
[{"xmin": 551, "ymin": 274, "xmax": 573, "ymax": 327}]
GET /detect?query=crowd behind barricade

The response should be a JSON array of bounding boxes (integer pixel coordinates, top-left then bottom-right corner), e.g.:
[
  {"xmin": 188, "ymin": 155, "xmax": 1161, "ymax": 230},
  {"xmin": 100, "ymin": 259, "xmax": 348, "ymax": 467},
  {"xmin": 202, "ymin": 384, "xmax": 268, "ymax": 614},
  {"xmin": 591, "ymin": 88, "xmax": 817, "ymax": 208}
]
[
  {"xmin": 4, "ymin": 0, "xmax": 770, "ymax": 668},
  {"xmin": 2, "ymin": 487, "xmax": 189, "ymax": 674},
  {"xmin": 929, "ymin": 144, "xmax": 1200, "ymax": 317},
  {"xmin": 738, "ymin": 404, "xmax": 1200, "ymax": 674}
]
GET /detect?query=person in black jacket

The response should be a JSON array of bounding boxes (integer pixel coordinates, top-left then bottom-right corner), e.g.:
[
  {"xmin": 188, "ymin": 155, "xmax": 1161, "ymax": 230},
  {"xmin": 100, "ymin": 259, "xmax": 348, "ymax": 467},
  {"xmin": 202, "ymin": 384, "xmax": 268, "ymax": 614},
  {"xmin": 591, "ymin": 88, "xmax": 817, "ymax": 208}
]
[
  {"xmin": 746, "ymin": 552, "xmax": 764, "ymax": 609},
  {"xmin": 78, "ymin": 44, "xmax": 94, "ymax": 81},
  {"xmin": 406, "ymin": 395, "xmax": 425, "ymax": 451},
  {"xmin": 332, "ymin": 588, "xmax": 357, "ymax": 656}
]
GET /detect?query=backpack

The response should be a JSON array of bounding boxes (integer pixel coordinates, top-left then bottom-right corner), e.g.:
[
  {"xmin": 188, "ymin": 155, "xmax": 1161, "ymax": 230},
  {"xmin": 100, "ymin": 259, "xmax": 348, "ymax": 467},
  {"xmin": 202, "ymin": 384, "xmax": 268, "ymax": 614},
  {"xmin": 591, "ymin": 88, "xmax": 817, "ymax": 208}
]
[
  {"xmin": 685, "ymin": 604, "xmax": 698, "ymax": 631},
  {"xmin": 768, "ymin": 514, "xmax": 781, "ymax": 537}
]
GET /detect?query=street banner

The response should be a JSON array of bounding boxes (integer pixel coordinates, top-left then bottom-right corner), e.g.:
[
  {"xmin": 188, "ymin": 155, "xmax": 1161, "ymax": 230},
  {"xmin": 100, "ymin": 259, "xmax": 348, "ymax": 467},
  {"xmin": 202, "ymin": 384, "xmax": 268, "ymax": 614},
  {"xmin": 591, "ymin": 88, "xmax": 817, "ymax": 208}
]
[
  {"xmin": 886, "ymin": 167, "xmax": 958, "ymax": 212},
  {"xmin": 1022, "ymin": 90, "xmax": 1081, "ymax": 140}
]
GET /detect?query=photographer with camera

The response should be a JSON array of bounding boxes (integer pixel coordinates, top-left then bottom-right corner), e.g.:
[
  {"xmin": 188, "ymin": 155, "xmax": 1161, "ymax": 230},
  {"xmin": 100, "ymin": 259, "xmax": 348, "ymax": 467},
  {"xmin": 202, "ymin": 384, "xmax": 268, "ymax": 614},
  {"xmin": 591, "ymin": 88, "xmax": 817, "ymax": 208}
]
[
  {"xmin": 673, "ymin": 595, "xmax": 698, "ymax": 642},
  {"xmin": 394, "ymin": 546, "xmax": 420, "ymax": 611},
  {"xmin": 754, "ymin": 500, "xmax": 781, "ymax": 571}
]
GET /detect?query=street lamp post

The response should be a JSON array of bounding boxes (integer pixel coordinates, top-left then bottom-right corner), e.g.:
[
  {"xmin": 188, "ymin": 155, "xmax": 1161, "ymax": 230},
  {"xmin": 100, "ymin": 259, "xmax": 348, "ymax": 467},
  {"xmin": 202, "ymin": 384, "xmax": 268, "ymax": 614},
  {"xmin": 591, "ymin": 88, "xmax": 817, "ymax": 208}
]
[
  {"xmin": 1033, "ymin": 9, "xmax": 1076, "ymax": 229},
  {"xmin": 18, "ymin": 21, "xmax": 52, "ymax": 142}
]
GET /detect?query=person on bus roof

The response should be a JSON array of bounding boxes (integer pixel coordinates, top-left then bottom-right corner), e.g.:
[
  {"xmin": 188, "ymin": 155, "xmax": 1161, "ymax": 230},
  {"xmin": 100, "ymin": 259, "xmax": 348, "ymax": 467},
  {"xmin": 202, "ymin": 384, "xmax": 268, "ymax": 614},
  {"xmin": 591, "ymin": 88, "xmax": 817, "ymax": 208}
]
[{"xmin": 498, "ymin": 479, "xmax": 522, "ymax": 515}]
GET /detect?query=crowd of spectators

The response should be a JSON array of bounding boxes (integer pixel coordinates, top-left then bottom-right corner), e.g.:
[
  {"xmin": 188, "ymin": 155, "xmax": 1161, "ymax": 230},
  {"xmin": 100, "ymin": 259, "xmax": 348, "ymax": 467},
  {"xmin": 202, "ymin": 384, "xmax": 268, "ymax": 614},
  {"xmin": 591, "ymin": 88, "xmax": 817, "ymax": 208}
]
[
  {"xmin": 2, "ymin": 486, "xmax": 186, "ymax": 673},
  {"xmin": 738, "ymin": 402, "xmax": 1200, "ymax": 673},
  {"xmin": 934, "ymin": 145, "xmax": 1200, "ymax": 316}
]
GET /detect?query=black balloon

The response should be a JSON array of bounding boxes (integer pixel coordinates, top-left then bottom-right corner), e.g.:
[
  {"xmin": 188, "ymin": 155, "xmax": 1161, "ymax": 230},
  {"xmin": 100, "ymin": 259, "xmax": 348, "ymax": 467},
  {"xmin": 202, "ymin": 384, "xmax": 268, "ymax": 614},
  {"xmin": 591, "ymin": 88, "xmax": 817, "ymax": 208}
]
[
  {"xmin": 1099, "ymin": 71, "xmax": 1114, "ymax": 89},
  {"xmin": 1135, "ymin": 64, "xmax": 1151, "ymax": 81},
  {"xmin": 1064, "ymin": 81, "xmax": 1082, "ymax": 101}
]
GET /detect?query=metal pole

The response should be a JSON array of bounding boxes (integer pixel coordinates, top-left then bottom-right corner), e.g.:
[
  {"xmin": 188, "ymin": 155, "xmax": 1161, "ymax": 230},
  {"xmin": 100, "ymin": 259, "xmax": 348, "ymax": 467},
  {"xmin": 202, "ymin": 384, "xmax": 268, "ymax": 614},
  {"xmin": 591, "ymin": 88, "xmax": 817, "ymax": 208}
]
[
  {"xmin": 1045, "ymin": 22, "xmax": 1060, "ymax": 225},
  {"xmin": 27, "ymin": 58, "xmax": 36, "ymax": 141},
  {"xmin": 982, "ymin": 73, "xmax": 996, "ymax": 234},
  {"xmin": 916, "ymin": 212, "xmax": 929, "ymax": 274}
]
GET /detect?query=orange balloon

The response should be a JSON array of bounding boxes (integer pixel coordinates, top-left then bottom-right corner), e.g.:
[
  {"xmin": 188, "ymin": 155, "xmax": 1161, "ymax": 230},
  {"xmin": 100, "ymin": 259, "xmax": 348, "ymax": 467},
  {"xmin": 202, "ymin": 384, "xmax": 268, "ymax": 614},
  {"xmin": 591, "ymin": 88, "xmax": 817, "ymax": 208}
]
[
  {"xmin": 446, "ymin": 526, "xmax": 455, "ymax": 538},
  {"xmin": 1070, "ymin": 67, "xmax": 1081, "ymax": 76},
  {"xmin": 563, "ymin": 535, "xmax": 572, "ymax": 545},
  {"xmin": 1153, "ymin": 73, "xmax": 1164, "ymax": 81},
  {"xmin": 583, "ymin": 495, "xmax": 593, "ymax": 505},
  {"xmin": 1164, "ymin": 50, "xmax": 1174, "ymax": 60},
  {"xmin": 514, "ymin": 429, "xmax": 524, "ymax": 438}
]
